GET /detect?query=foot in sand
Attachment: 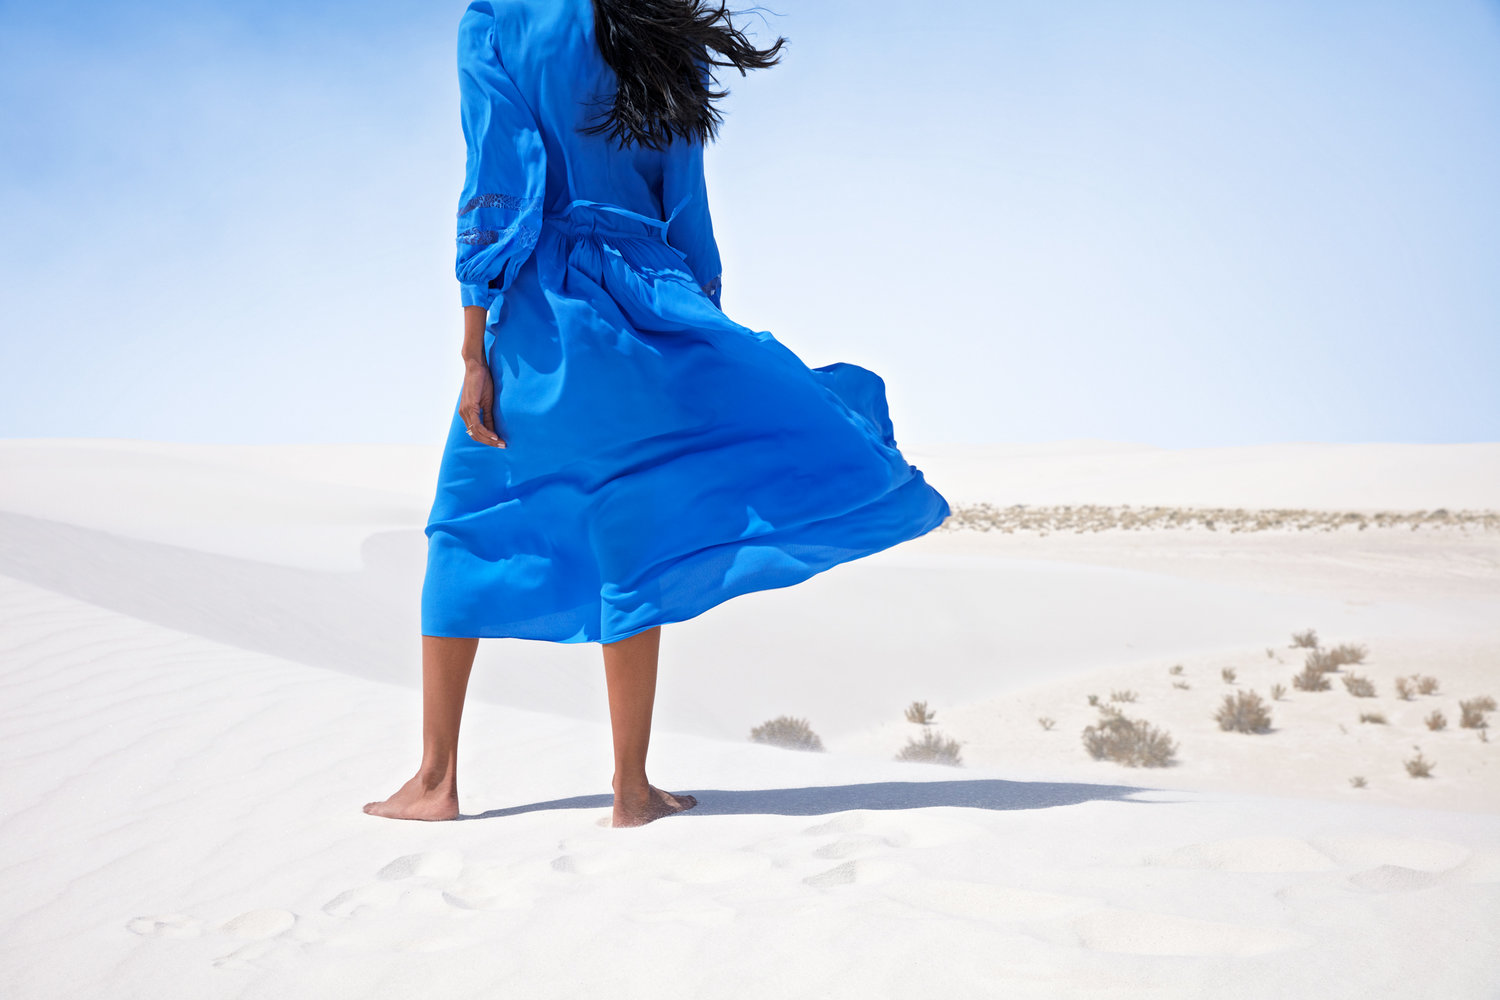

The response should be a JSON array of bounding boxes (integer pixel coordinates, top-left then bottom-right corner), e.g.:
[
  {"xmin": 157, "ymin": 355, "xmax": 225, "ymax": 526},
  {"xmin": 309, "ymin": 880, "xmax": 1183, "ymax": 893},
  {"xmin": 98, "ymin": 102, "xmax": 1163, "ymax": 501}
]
[
  {"xmin": 612, "ymin": 783, "xmax": 698, "ymax": 828},
  {"xmin": 363, "ymin": 772, "xmax": 460, "ymax": 821}
]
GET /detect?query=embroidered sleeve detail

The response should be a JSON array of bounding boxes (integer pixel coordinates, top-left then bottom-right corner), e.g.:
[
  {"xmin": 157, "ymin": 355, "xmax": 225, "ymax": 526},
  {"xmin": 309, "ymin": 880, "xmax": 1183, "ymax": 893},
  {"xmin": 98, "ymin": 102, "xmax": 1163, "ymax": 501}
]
[
  {"xmin": 459, "ymin": 193, "xmax": 544, "ymax": 216},
  {"xmin": 458, "ymin": 224, "xmax": 539, "ymax": 249}
]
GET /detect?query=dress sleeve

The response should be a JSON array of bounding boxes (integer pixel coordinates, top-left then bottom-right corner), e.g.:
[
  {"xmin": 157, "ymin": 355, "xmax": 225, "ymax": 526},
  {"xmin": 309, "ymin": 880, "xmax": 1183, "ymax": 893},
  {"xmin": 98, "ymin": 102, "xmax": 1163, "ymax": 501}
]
[
  {"xmin": 662, "ymin": 133, "xmax": 724, "ymax": 310},
  {"xmin": 454, "ymin": 4, "xmax": 546, "ymax": 311}
]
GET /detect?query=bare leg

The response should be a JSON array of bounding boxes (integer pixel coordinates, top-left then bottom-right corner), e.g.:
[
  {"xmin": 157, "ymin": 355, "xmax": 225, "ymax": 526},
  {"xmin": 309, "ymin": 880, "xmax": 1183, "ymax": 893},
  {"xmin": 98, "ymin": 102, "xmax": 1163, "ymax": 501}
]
[
  {"xmin": 603, "ymin": 625, "xmax": 697, "ymax": 827},
  {"xmin": 363, "ymin": 635, "xmax": 478, "ymax": 820}
]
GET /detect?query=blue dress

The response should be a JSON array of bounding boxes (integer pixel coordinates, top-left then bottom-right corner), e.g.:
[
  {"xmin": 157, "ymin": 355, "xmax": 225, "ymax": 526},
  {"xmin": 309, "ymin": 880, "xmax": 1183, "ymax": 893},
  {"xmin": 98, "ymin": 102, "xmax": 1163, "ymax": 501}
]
[{"xmin": 421, "ymin": 0, "xmax": 951, "ymax": 643}]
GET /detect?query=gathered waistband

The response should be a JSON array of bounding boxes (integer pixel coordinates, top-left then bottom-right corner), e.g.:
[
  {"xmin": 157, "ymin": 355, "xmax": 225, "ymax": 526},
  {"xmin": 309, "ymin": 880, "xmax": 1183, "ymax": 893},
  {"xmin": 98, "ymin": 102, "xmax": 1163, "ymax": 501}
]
[{"xmin": 541, "ymin": 195, "xmax": 694, "ymax": 248}]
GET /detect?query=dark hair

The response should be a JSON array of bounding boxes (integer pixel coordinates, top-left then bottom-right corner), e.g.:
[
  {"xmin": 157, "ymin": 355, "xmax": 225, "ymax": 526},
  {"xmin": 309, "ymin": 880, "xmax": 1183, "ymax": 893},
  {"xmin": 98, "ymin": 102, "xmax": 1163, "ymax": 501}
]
[{"xmin": 583, "ymin": 0, "xmax": 788, "ymax": 149}]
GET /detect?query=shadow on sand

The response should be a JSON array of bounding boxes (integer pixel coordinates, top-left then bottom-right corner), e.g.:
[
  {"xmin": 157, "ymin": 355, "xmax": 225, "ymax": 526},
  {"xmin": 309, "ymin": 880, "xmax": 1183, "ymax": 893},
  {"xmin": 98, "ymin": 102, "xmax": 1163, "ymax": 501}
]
[{"xmin": 462, "ymin": 777, "xmax": 1176, "ymax": 821}]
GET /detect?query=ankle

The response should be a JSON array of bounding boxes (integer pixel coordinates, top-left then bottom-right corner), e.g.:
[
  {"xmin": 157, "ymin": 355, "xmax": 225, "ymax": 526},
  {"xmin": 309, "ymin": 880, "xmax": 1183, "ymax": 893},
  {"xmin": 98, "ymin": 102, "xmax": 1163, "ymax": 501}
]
[
  {"xmin": 416, "ymin": 764, "xmax": 458, "ymax": 793},
  {"xmin": 612, "ymin": 772, "xmax": 648, "ymax": 798}
]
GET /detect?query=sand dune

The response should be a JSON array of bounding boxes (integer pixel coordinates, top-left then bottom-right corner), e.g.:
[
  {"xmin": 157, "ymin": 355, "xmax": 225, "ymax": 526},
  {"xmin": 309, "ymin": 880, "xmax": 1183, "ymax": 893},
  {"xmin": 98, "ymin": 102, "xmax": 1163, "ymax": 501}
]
[{"xmin": 1, "ymin": 438, "xmax": 1496, "ymax": 998}]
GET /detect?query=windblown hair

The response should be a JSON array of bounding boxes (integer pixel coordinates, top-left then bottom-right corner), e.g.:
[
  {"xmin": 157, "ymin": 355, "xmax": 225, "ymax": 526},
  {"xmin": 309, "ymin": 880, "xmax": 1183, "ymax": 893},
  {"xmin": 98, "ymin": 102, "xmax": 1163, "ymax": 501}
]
[{"xmin": 583, "ymin": 0, "xmax": 788, "ymax": 149}]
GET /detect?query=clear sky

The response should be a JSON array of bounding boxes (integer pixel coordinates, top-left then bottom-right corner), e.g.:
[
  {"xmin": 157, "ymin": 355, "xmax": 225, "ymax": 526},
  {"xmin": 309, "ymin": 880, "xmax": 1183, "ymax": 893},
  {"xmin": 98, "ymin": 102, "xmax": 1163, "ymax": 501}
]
[{"xmin": 2, "ymin": 0, "xmax": 1497, "ymax": 447}]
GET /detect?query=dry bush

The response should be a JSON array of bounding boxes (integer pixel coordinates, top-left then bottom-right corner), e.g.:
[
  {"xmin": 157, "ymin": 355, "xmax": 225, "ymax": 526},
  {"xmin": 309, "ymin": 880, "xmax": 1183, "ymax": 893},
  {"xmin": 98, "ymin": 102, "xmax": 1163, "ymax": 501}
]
[
  {"xmin": 1341, "ymin": 673, "xmax": 1377, "ymax": 697},
  {"xmin": 1326, "ymin": 643, "xmax": 1368, "ymax": 667},
  {"xmin": 1109, "ymin": 689, "xmax": 1137, "ymax": 703},
  {"xmin": 1215, "ymin": 690, "xmax": 1272, "ymax": 733},
  {"xmin": 749, "ymin": 715, "xmax": 825, "ymax": 751},
  {"xmin": 1358, "ymin": 711, "xmax": 1387, "ymax": 724},
  {"xmin": 904, "ymin": 700, "xmax": 936, "ymax": 725},
  {"xmin": 1425, "ymin": 710, "xmax": 1447, "ymax": 731},
  {"xmin": 1291, "ymin": 629, "xmax": 1320, "ymax": 649},
  {"xmin": 1169, "ymin": 664, "xmax": 1185, "ymax": 675},
  {"xmin": 1459, "ymin": 696, "xmax": 1496, "ymax": 729},
  {"xmin": 1404, "ymin": 750, "xmax": 1435, "ymax": 778},
  {"xmin": 1086, "ymin": 693, "xmax": 1100, "ymax": 707},
  {"xmin": 1395, "ymin": 676, "xmax": 1415, "ymax": 701},
  {"xmin": 1269, "ymin": 682, "xmax": 1286, "ymax": 700},
  {"xmin": 1172, "ymin": 680, "xmax": 1191, "ymax": 690},
  {"xmin": 1082, "ymin": 707, "xmax": 1178, "ymax": 767},
  {"xmin": 895, "ymin": 728, "xmax": 963, "ymax": 766},
  {"xmin": 1417, "ymin": 675, "xmax": 1440, "ymax": 695},
  {"xmin": 1305, "ymin": 649, "xmax": 1337, "ymax": 673},
  {"xmin": 1349, "ymin": 776, "xmax": 1367, "ymax": 788},
  {"xmin": 1293, "ymin": 663, "xmax": 1331, "ymax": 692},
  {"xmin": 1038, "ymin": 716, "xmax": 1055, "ymax": 731},
  {"xmin": 1265, "ymin": 647, "xmax": 1276, "ymax": 659},
  {"xmin": 1221, "ymin": 667, "xmax": 1237, "ymax": 684}
]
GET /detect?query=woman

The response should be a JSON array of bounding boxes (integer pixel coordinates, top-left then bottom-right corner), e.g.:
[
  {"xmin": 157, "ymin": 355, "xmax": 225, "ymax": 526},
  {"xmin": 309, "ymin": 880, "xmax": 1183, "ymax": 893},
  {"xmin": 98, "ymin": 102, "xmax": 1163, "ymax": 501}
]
[{"xmin": 365, "ymin": 0, "xmax": 951, "ymax": 828}]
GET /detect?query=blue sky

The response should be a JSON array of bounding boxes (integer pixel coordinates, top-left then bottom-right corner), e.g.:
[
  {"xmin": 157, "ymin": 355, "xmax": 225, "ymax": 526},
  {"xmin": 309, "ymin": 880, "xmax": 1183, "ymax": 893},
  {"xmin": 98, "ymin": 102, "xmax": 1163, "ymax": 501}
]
[{"xmin": 2, "ymin": 0, "xmax": 1497, "ymax": 447}]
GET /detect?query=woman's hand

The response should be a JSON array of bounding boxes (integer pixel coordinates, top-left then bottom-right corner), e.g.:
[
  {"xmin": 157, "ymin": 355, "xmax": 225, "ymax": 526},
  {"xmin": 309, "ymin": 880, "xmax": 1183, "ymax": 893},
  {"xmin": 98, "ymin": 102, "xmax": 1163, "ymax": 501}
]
[
  {"xmin": 459, "ymin": 305, "xmax": 506, "ymax": 448},
  {"xmin": 460, "ymin": 358, "xmax": 506, "ymax": 448}
]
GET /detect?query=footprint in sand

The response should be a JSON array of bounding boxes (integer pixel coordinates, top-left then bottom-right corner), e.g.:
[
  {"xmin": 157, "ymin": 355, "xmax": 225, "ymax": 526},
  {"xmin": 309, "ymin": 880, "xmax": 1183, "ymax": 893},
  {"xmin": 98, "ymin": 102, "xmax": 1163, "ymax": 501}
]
[
  {"xmin": 205, "ymin": 910, "xmax": 300, "ymax": 970},
  {"xmin": 802, "ymin": 812, "xmax": 867, "ymax": 836},
  {"xmin": 1072, "ymin": 907, "xmax": 1309, "ymax": 956},
  {"xmin": 322, "ymin": 882, "xmax": 408, "ymax": 918},
  {"xmin": 376, "ymin": 850, "xmax": 465, "ymax": 883},
  {"xmin": 802, "ymin": 858, "xmax": 906, "ymax": 888},
  {"xmin": 126, "ymin": 914, "xmax": 205, "ymax": 939},
  {"xmin": 219, "ymin": 908, "xmax": 298, "ymax": 940},
  {"xmin": 1346, "ymin": 864, "xmax": 1446, "ymax": 893}
]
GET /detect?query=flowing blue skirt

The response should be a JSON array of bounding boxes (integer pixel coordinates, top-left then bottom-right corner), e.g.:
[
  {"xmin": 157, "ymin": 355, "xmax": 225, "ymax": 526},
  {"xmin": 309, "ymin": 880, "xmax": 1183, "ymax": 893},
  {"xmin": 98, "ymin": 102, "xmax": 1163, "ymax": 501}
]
[{"xmin": 421, "ymin": 208, "xmax": 951, "ymax": 643}]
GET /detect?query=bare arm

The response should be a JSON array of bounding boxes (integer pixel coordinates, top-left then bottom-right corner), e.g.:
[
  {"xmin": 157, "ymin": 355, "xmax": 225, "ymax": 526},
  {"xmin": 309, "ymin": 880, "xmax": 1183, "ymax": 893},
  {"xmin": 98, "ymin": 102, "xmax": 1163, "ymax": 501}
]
[
  {"xmin": 462, "ymin": 305, "xmax": 488, "ymax": 366},
  {"xmin": 459, "ymin": 306, "xmax": 506, "ymax": 448}
]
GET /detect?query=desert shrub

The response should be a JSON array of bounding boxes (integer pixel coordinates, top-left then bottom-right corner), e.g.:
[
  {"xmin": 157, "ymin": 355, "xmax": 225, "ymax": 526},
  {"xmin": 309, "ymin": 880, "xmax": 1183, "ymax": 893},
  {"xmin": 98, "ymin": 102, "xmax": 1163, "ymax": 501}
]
[
  {"xmin": 1341, "ymin": 673, "xmax": 1377, "ymax": 697},
  {"xmin": 1265, "ymin": 647, "xmax": 1276, "ymax": 659},
  {"xmin": 1293, "ymin": 663, "xmax": 1331, "ymax": 692},
  {"xmin": 1109, "ymin": 689, "xmax": 1137, "ymax": 703},
  {"xmin": 1291, "ymin": 629, "xmax": 1319, "ymax": 649},
  {"xmin": 1349, "ymin": 776, "xmax": 1367, "ymax": 788},
  {"xmin": 1082, "ymin": 708, "xmax": 1178, "ymax": 767},
  {"xmin": 1395, "ymin": 676, "xmax": 1415, "ymax": 701},
  {"xmin": 1305, "ymin": 649, "xmax": 1337, "ymax": 673},
  {"xmin": 1404, "ymin": 751, "xmax": 1435, "ymax": 778},
  {"xmin": 1425, "ymin": 710, "xmax": 1446, "ymax": 731},
  {"xmin": 1221, "ymin": 667, "xmax": 1237, "ymax": 684},
  {"xmin": 1458, "ymin": 696, "xmax": 1496, "ymax": 729},
  {"xmin": 895, "ymin": 728, "xmax": 963, "ymax": 766},
  {"xmin": 905, "ymin": 700, "xmax": 936, "ymax": 725},
  {"xmin": 1172, "ymin": 680, "xmax": 1190, "ymax": 690},
  {"xmin": 1326, "ymin": 643, "xmax": 1368, "ymax": 667},
  {"xmin": 1168, "ymin": 664, "xmax": 1184, "ymax": 675},
  {"xmin": 1086, "ymin": 693, "xmax": 1100, "ymax": 707},
  {"xmin": 1038, "ymin": 716, "xmax": 1055, "ymax": 730},
  {"xmin": 749, "ymin": 715, "xmax": 825, "ymax": 751},
  {"xmin": 1215, "ymin": 690, "xmax": 1272, "ymax": 733},
  {"xmin": 1269, "ymin": 682, "xmax": 1286, "ymax": 700},
  {"xmin": 1358, "ymin": 711, "xmax": 1387, "ymax": 724},
  {"xmin": 1417, "ymin": 675, "xmax": 1440, "ymax": 695}
]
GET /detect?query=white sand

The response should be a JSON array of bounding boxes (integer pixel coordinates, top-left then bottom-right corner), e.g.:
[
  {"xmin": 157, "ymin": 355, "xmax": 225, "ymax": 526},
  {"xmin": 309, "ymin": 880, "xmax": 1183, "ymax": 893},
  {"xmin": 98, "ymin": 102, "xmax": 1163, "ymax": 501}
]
[{"xmin": 1, "ymin": 438, "xmax": 1497, "ymax": 998}]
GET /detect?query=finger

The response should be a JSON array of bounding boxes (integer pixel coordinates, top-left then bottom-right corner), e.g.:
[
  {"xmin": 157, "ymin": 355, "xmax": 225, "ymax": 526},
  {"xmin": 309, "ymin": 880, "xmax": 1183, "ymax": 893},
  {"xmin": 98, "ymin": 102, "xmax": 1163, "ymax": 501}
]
[
  {"xmin": 476, "ymin": 406, "xmax": 507, "ymax": 449},
  {"xmin": 481, "ymin": 401, "xmax": 503, "ymax": 445}
]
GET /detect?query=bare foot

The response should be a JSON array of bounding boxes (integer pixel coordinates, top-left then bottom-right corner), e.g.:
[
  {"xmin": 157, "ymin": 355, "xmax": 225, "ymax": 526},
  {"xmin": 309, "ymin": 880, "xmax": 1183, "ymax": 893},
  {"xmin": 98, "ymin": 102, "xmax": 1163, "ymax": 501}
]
[
  {"xmin": 612, "ymin": 783, "xmax": 698, "ymax": 828},
  {"xmin": 363, "ymin": 772, "xmax": 460, "ymax": 821}
]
